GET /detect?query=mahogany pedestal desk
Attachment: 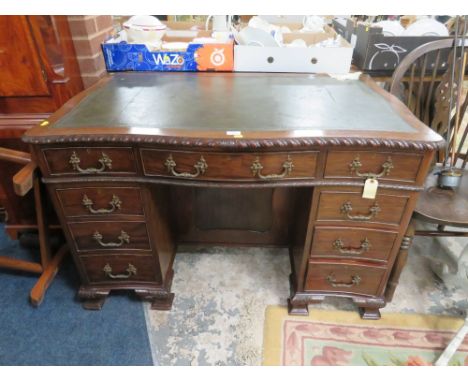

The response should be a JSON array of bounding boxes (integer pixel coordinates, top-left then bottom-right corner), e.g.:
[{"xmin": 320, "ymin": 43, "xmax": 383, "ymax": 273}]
[{"xmin": 23, "ymin": 73, "xmax": 443, "ymax": 319}]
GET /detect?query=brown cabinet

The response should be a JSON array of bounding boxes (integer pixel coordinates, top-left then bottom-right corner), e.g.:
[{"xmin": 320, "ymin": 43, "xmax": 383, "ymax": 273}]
[
  {"xmin": 0, "ymin": 16, "xmax": 83, "ymax": 114},
  {"xmin": 0, "ymin": 17, "xmax": 49, "ymax": 97},
  {"xmin": 0, "ymin": 16, "xmax": 83, "ymax": 235}
]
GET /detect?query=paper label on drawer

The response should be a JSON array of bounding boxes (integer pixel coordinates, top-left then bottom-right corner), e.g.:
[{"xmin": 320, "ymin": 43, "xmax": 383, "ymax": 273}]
[{"xmin": 362, "ymin": 178, "xmax": 378, "ymax": 199}]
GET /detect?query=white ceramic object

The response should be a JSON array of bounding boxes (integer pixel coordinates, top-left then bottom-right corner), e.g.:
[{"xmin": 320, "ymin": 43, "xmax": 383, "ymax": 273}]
[
  {"xmin": 123, "ymin": 15, "xmax": 167, "ymax": 43},
  {"xmin": 373, "ymin": 20, "xmax": 405, "ymax": 36},
  {"xmin": 313, "ymin": 36, "xmax": 342, "ymax": 48},
  {"xmin": 145, "ymin": 41, "xmax": 163, "ymax": 51},
  {"xmin": 287, "ymin": 39, "xmax": 307, "ymax": 48},
  {"xmin": 302, "ymin": 15, "xmax": 325, "ymax": 33},
  {"xmin": 248, "ymin": 16, "xmax": 275, "ymax": 33},
  {"xmin": 161, "ymin": 42, "xmax": 189, "ymax": 51},
  {"xmin": 192, "ymin": 37, "xmax": 219, "ymax": 44},
  {"xmin": 237, "ymin": 26, "xmax": 280, "ymax": 47},
  {"xmin": 402, "ymin": 18, "xmax": 449, "ymax": 36},
  {"xmin": 205, "ymin": 15, "xmax": 233, "ymax": 32},
  {"xmin": 165, "ymin": 30, "xmax": 198, "ymax": 38},
  {"xmin": 247, "ymin": 16, "xmax": 286, "ymax": 44},
  {"xmin": 211, "ymin": 31, "xmax": 233, "ymax": 43},
  {"xmin": 258, "ymin": 15, "xmax": 305, "ymax": 24}
]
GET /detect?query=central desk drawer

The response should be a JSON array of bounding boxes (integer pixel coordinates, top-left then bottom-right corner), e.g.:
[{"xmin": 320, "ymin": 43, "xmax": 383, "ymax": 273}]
[
  {"xmin": 79, "ymin": 255, "xmax": 161, "ymax": 284},
  {"xmin": 140, "ymin": 149, "xmax": 318, "ymax": 181},
  {"xmin": 310, "ymin": 227, "xmax": 398, "ymax": 262},
  {"xmin": 305, "ymin": 261, "xmax": 387, "ymax": 296},
  {"xmin": 324, "ymin": 151, "xmax": 423, "ymax": 183},
  {"xmin": 68, "ymin": 221, "xmax": 151, "ymax": 253},
  {"xmin": 42, "ymin": 147, "xmax": 137, "ymax": 176},
  {"xmin": 56, "ymin": 186, "xmax": 144, "ymax": 218}
]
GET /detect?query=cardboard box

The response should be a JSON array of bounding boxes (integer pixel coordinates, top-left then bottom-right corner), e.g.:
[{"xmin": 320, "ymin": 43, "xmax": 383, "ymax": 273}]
[
  {"xmin": 102, "ymin": 22, "xmax": 234, "ymax": 72},
  {"xmin": 332, "ymin": 18, "xmax": 356, "ymax": 45},
  {"xmin": 333, "ymin": 19, "xmax": 453, "ymax": 74},
  {"xmin": 234, "ymin": 25, "xmax": 353, "ymax": 74}
]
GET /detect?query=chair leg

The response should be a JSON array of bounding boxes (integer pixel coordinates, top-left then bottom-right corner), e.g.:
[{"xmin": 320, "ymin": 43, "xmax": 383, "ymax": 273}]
[
  {"xmin": 28, "ymin": 174, "xmax": 66, "ymax": 306},
  {"xmin": 385, "ymin": 221, "xmax": 415, "ymax": 302},
  {"xmin": 30, "ymin": 244, "xmax": 68, "ymax": 307},
  {"xmin": 0, "ymin": 255, "xmax": 43, "ymax": 273},
  {"xmin": 33, "ymin": 176, "xmax": 52, "ymax": 268}
]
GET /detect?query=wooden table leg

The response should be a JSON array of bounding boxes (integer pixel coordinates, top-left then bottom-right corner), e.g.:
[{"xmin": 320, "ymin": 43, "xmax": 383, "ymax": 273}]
[{"xmin": 29, "ymin": 244, "xmax": 68, "ymax": 306}]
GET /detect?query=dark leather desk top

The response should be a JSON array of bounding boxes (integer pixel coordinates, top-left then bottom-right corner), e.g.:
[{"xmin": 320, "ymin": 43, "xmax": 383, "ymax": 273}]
[
  {"xmin": 54, "ymin": 73, "xmax": 414, "ymax": 132},
  {"xmin": 24, "ymin": 72, "xmax": 444, "ymax": 149}
]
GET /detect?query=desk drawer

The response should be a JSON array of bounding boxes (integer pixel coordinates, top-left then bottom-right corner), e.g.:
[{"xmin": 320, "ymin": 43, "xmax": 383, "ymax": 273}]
[
  {"xmin": 42, "ymin": 147, "xmax": 137, "ymax": 176},
  {"xmin": 305, "ymin": 261, "xmax": 387, "ymax": 296},
  {"xmin": 68, "ymin": 221, "xmax": 151, "ymax": 253},
  {"xmin": 80, "ymin": 255, "xmax": 160, "ymax": 284},
  {"xmin": 56, "ymin": 186, "xmax": 144, "ymax": 218},
  {"xmin": 324, "ymin": 151, "xmax": 423, "ymax": 183},
  {"xmin": 310, "ymin": 227, "xmax": 398, "ymax": 262},
  {"xmin": 141, "ymin": 149, "xmax": 317, "ymax": 181},
  {"xmin": 316, "ymin": 189, "xmax": 409, "ymax": 226}
]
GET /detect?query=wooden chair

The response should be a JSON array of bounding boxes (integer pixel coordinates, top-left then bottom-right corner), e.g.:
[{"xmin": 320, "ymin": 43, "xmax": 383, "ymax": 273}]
[
  {"xmin": 389, "ymin": 38, "xmax": 457, "ymax": 128},
  {"xmin": 389, "ymin": 37, "xmax": 468, "ymax": 290},
  {"xmin": 390, "ymin": 37, "xmax": 467, "ymax": 227},
  {"xmin": 389, "ymin": 37, "xmax": 468, "ymax": 366},
  {"xmin": 0, "ymin": 147, "xmax": 68, "ymax": 306}
]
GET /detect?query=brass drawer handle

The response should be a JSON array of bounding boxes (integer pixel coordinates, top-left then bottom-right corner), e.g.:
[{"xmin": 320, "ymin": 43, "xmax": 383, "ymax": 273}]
[
  {"xmin": 93, "ymin": 230, "xmax": 130, "ymax": 247},
  {"xmin": 103, "ymin": 263, "xmax": 137, "ymax": 279},
  {"xmin": 326, "ymin": 273, "xmax": 361, "ymax": 288},
  {"xmin": 333, "ymin": 237, "xmax": 371, "ymax": 255},
  {"xmin": 340, "ymin": 201, "xmax": 381, "ymax": 221},
  {"xmin": 69, "ymin": 151, "xmax": 112, "ymax": 174},
  {"xmin": 164, "ymin": 154, "xmax": 208, "ymax": 178},
  {"xmin": 349, "ymin": 155, "xmax": 393, "ymax": 179},
  {"xmin": 82, "ymin": 194, "xmax": 122, "ymax": 214},
  {"xmin": 251, "ymin": 156, "xmax": 294, "ymax": 180}
]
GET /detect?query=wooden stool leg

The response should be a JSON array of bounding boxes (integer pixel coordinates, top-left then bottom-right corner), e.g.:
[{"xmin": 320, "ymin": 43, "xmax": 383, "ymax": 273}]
[{"xmin": 30, "ymin": 244, "xmax": 68, "ymax": 306}]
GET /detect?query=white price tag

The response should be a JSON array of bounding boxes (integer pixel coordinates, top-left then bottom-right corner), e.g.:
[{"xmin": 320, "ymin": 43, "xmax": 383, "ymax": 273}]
[{"xmin": 362, "ymin": 178, "xmax": 378, "ymax": 199}]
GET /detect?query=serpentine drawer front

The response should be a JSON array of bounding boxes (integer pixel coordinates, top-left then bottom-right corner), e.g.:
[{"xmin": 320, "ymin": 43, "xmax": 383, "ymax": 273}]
[
  {"xmin": 56, "ymin": 186, "xmax": 145, "ymax": 218},
  {"xmin": 79, "ymin": 255, "xmax": 161, "ymax": 284},
  {"xmin": 42, "ymin": 147, "xmax": 137, "ymax": 176},
  {"xmin": 324, "ymin": 151, "xmax": 423, "ymax": 183},
  {"xmin": 305, "ymin": 261, "xmax": 387, "ymax": 296},
  {"xmin": 315, "ymin": 188, "xmax": 410, "ymax": 227},
  {"xmin": 68, "ymin": 221, "xmax": 151, "ymax": 253},
  {"xmin": 310, "ymin": 226, "xmax": 398, "ymax": 262},
  {"xmin": 23, "ymin": 73, "xmax": 444, "ymax": 317},
  {"xmin": 140, "ymin": 149, "xmax": 318, "ymax": 181}
]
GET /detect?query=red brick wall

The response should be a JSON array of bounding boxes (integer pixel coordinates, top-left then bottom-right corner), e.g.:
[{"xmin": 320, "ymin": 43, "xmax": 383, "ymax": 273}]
[{"xmin": 67, "ymin": 16, "xmax": 114, "ymax": 88}]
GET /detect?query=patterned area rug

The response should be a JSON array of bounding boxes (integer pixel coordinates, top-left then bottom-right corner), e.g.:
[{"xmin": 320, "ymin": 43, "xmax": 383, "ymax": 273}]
[
  {"xmin": 263, "ymin": 306, "xmax": 468, "ymax": 366},
  {"xmin": 144, "ymin": 236, "xmax": 468, "ymax": 365}
]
